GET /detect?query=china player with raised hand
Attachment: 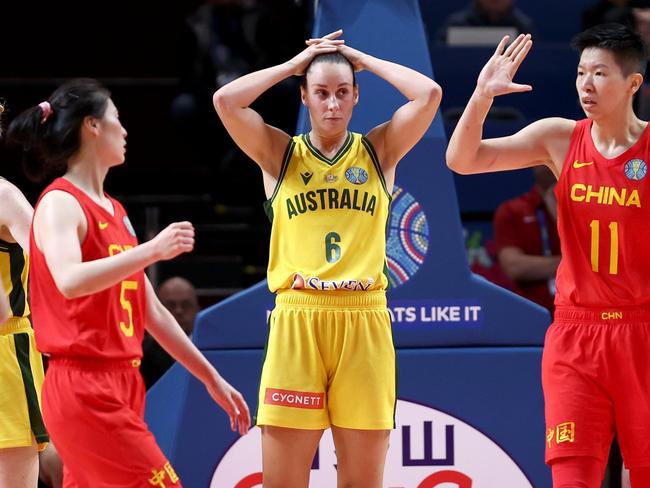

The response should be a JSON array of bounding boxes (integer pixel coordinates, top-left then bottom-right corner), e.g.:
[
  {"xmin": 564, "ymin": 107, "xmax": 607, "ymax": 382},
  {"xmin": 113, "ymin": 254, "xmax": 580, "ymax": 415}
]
[
  {"xmin": 214, "ymin": 28, "xmax": 441, "ymax": 488},
  {"xmin": 7, "ymin": 78, "xmax": 250, "ymax": 488},
  {"xmin": 447, "ymin": 24, "xmax": 650, "ymax": 487}
]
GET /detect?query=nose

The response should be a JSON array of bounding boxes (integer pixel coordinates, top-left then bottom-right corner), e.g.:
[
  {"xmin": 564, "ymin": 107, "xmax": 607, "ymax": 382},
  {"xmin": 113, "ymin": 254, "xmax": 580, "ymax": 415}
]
[{"xmin": 327, "ymin": 95, "xmax": 339, "ymax": 110}]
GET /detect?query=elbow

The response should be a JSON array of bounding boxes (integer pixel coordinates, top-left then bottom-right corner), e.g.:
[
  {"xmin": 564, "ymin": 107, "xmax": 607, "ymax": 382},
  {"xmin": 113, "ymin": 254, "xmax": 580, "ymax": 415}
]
[
  {"xmin": 429, "ymin": 81, "xmax": 442, "ymax": 106},
  {"xmin": 445, "ymin": 150, "xmax": 467, "ymax": 174},
  {"xmin": 55, "ymin": 277, "xmax": 86, "ymax": 300},
  {"xmin": 212, "ymin": 88, "xmax": 233, "ymax": 116}
]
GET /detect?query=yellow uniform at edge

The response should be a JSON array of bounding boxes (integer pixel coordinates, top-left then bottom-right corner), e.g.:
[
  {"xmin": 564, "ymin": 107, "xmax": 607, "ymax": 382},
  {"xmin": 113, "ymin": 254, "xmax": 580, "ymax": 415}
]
[
  {"xmin": 257, "ymin": 132, "xmax": 396, "ymax": 430},
  {"xmin": 0, "ymin": 238, "xmax": 48, "ymax": 451}
]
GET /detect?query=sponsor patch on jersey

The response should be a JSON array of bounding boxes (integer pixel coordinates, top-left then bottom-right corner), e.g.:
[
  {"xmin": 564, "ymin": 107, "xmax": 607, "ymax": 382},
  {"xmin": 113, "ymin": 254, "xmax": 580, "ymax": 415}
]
[
  {"xmin": 624, "ymin": 158, "xmax": 647, "ymax": 181},
  {"xmin": 324, "ymin": 173, "xmax": 338, "ymax": 183},
  {"xmin": 345, "ymin": 167, "xmax": 368, "ymax": 185},
  {"xmin": 264, "ymin": 388, "xmax": 324, "ymax": 409},
  {"xmin": 291, "ymin": 272, "xmax": 375, "ymax": 291},
  {"xmin": 300, "ymin": 171, "xmax": 313, "ymax": 185},
  {"xmin": 123, "ymin": 216, "xmax": 136, "ymax": 237}
]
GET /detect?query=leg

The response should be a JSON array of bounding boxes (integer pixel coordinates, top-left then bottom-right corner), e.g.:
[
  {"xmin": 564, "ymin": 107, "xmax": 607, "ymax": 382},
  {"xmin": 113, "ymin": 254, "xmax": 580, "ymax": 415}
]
[
  {"xmin": 39, "ymin": 442, "xmax": 64, "ymax": 488},
  {"xmin": 550, "ymin": 456, "xmax": 605, "ymax": 488},
  {"xmin": 261, "ymin": 426, "xmax": 323, "ymax": 488},
  {"xmin": 331, "ymin": 426, "xmax": 390, "ymax": 488},
  {"xmin": 0, "ymin": 440, "xmax": 39, "ymax": 488}
]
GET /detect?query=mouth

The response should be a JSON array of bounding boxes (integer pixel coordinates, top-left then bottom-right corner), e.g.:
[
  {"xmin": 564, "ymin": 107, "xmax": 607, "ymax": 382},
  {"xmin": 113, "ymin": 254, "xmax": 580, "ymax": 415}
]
[{"xmin": 581, "ymin": 98, "xmax": 596, "ymax": 107}]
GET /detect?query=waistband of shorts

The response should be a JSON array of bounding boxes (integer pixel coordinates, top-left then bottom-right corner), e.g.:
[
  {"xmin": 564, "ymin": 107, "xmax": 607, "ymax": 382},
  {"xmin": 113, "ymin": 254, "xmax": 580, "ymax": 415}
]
[
  {"xmin": 48, "ymin": 356, "xmax": 142, "ymax": 371},
  {"xmin": 0, "ymin": 316, "xmax": 32, "ymax": 335},
  {"xmin": 275, "ymin": 290, "xmax": 387, "ymax": 309},
  {"xmin": 554, "ymin": 305, "xmax": 650, "ymax": 323}
]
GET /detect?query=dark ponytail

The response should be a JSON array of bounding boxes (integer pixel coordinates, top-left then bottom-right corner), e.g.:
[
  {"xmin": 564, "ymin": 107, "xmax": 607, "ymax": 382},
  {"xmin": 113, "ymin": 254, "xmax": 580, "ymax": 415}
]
[{"xmin": 6, "ymin": 78, "xmax": 110, "ymax": 182}]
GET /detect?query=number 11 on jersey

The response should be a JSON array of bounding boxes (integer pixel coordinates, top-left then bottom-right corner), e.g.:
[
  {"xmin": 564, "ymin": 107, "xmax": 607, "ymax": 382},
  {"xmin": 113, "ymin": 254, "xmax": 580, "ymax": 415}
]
[{"xmin": 590, "ymin": 220, "xmax": 619, "ymax": 275}]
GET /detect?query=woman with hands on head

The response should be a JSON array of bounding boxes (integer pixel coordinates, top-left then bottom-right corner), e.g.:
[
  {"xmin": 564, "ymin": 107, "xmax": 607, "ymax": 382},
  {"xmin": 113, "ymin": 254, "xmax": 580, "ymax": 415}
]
[
  {"xmin": 6, "ymin": 78, "xmax": 250, "ymax": 488},
  {"xmin": 214, "ymin": 29, "xmax": 441, "ymax": 488},
  {"xmin": 447, "ymin": 24, "xmax": 650, "ymax": 487}
]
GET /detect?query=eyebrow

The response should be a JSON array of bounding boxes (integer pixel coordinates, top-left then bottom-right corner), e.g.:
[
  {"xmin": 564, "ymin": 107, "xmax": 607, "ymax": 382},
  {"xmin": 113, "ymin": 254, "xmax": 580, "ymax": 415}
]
[
  {"xmin": 312, "ymin": 83, "xmax": 352, "ymax": 88},
  {"xmin": 577, "ymin": 63, "xmax": 610, "ymax": 69}
]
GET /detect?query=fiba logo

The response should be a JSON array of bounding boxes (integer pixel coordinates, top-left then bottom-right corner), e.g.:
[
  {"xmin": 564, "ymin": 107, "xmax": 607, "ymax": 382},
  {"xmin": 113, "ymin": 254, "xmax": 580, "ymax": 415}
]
[
  {"xmin": 387, "ymin": 185, "xmax": 429, "ymax": 287},
  {"xmin": 624, "ymin": 159, "xmax": 647, "ymax": 181},
  {"xmin": 211, "ymin": 399, "xmax": 533, "ymax": 487},
  {"xmin": 345, "ymin": 166, "xmax": 369, "ymax": 184}
]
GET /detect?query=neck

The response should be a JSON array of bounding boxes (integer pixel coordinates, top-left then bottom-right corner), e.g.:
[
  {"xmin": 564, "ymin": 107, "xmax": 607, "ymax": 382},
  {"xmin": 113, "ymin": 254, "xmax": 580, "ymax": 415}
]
[
  {"xmin": 65, "ymin": 150, "xmax": 108, "ymax": 199},
  {"xmin": 590, "ymin": 107, "xmax": 646, "ymax": 154},
  {"xmin": 308, "ymin": 129, "xmax": 348, "ymax": 153}
]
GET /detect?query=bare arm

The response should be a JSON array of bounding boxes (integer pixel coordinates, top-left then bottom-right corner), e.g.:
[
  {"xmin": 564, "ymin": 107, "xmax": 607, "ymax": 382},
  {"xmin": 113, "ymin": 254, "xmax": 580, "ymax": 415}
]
[
  {"xmin": 347, "ymin": 49, "xmax": 441, "ymax": 170},
  {"xmin": 33, "ymin": 191, "xmax": 194, "ymax": 299},
  {"xmin": 0, "ymin": 284, "xmax": 9, "ymax": 324},
  {"xmin": 0, "ymin": 179, "xmax": 33, "ymax": 251},
  {"xmin": 144, "ymin": 277, "xmax": 250, "ymax": 434},
  {"xmin": 213, "ymin": 31, "xmax": 343, "ymax": 178},
  {"xmin": 446, "ymin": 34, "xmax": 574, "ymax": 175},
  {"xmin": 499, "ymin": 247, "xmax": 560, "ymax": 281}
]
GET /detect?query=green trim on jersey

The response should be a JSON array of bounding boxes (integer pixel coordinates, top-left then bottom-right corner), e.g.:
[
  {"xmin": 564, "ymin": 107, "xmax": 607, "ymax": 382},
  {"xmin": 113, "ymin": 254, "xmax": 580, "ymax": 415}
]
[
  {"xmin": 264, "ymin": 138, "xmax": 297, "ymax": 223},
  {"xmin": 0, "ymin": 238, "xmax": 28, "ymax": 318},
  {"xmin": 303, "ymin": 131, "xmax": 353, "ymax": 166},
  {"xmin": 14, "ymin": 334, "xmax": 49, "ymax": 443},
  {"xmin": 361, "ymin": 136, "xmax": 391, "ymax": 200}
]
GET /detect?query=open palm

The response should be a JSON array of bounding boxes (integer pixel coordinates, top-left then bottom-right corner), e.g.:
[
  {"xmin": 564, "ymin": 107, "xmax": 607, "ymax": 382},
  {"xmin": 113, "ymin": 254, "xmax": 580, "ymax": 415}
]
[{"xmin": 477, "ymin": 34, "xmax": 533, "ymax": 98}]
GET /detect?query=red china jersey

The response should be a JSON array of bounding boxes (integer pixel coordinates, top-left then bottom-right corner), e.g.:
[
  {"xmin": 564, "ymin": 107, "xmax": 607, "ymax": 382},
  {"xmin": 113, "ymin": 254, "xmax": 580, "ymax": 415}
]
[
  {"xmin": 30, "ymin": 178, "xmax": 146, "ymax": 358},
  {"xmin": 555, "ymin": 119, "xmax": 650, "ymax": 307}
]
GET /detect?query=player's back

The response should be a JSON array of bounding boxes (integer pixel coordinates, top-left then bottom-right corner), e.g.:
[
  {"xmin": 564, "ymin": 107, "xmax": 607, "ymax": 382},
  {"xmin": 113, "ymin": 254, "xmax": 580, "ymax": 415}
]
[{"xmin": 555, "ymin": 118, "xmax": 650, "ymax": 307}]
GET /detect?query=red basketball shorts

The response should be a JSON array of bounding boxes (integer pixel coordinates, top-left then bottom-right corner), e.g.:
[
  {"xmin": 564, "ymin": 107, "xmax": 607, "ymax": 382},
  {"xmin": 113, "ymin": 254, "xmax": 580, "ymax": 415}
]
[
  {"xmin": 42, "ymin": 357, "xmax": 182, "ymax": 488},
  {"xmin": 542, "ymin": 307, "xmax": 650, "ymax": 468}
]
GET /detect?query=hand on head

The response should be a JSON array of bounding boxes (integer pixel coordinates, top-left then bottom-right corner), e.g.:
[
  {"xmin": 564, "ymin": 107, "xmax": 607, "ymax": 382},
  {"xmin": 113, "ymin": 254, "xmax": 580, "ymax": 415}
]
[
  {"xmin": 305, "ymin": 29, "xmax": 365, "ymax": 72},
  {"xmin": 476, "ymin": 33, "xmax": 533, "ymax": 99},
  {"xmin": 289, "ymin": 29, "xmax": 345, "ymax": 75}
]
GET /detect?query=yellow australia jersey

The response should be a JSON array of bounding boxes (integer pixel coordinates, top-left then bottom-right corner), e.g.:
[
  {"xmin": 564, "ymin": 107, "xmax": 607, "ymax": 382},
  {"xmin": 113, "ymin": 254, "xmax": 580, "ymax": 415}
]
[
  {"xmin": 265, "ymin": 131, "xmax": 391, "ymax": 293},
  {"xmin": 0, "ymin": 239, "xmax": 30, "ymax": 320}
]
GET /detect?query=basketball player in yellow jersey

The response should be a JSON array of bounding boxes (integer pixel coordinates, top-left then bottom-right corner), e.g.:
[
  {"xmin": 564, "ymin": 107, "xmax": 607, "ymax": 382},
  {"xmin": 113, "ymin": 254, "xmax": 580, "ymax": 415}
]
[
  {"xmin": 0, "ymin": 176, "xmax": 50, "ymax": 487},
  {"xmin": 214, "ymin": 29, "xmax": 441, "ymax": 487}
]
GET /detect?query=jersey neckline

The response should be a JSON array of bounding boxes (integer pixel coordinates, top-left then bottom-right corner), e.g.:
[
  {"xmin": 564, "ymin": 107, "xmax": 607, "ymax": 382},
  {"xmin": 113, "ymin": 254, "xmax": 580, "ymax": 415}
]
[
  {"xmin": 302, "ymin": 131, "xmax": 354, "ymax": 166},
  {"xmin": 585, "ymin": 118, "xmax": 650, "ymax": 167}
]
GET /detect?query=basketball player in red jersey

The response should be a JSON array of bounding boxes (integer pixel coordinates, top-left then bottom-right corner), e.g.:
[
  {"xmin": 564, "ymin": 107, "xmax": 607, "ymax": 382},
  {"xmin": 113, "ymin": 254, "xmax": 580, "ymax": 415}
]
[
  {"xmin": 7, "ymin": 78, "xmax": 250, "ymax": 488},
  {"xmin": 447, "ymin": 23, "xmax": 650, "ymax": 487}
]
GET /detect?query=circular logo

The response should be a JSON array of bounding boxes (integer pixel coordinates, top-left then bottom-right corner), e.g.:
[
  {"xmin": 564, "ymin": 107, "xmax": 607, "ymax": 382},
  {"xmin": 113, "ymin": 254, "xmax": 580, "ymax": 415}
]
[
  {"xmin": 624, "ymin": 159, "xmax": 647, "ymax": 180},
  {"xmin": 345, "ymin": 167, "xmax": 368, "ymax": 185},
  {"xmin": 386, "ymin": 186, "xmax": 429, "ymax": 288},
  {"xmin": 210, "ymin": 399, "xmax": 533, "ymax": 487}
]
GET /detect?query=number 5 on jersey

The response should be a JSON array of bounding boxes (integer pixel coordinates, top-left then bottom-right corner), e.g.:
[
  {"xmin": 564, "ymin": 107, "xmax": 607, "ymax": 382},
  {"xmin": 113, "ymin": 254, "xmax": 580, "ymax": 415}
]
[{"xmin": 108, "ymin": 244, "xmax": 137, "ymax": 337}]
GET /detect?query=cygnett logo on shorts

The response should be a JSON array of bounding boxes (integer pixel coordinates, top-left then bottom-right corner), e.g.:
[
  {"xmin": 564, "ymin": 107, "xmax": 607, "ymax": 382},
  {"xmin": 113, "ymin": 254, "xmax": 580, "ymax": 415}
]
[{"xmin": 264, "ymin": 388, "xmax": 324, "ymax": 409}]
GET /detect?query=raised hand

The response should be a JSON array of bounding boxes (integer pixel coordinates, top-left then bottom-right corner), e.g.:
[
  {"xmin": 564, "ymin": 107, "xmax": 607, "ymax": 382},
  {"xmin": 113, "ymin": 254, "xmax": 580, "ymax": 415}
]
[
  {"xmin": 149, "ymin": 222, "xmax": 195, "ymax": 261},
  {"xmin": 205, "ymin": 375, "xmax": 251, "ymax": 435},
  {"xmin": 477, "ymin": 34, "xmax": 533, "ymax": 99},
  {"xmin": 288, "ymin": 29, "xmax": 345, "ymax": 76}
]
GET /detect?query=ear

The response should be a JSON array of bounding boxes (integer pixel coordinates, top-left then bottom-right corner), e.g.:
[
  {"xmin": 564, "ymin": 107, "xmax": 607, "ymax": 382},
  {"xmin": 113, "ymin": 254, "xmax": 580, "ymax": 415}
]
[
  {"xmin": 353, "ymin": 85, "xmax": 359, "ymax": 106},
  {"xmin": 83, "ymin": 116, "xmax": 100, "ymax": 136},
  {"xmin": 300, "ymin": 85, "xmax": 308, "ymax": 107},
  {"xmin": 631, "ymin": 73, "xmax": 644, "ymax": 94}
]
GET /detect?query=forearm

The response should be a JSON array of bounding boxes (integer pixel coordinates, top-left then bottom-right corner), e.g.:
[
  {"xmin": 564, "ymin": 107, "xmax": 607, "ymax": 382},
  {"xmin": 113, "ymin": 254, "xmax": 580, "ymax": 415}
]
[
  {"xmin": 446, "ymin": 88, "xmax": 494, "ymax": 173},
  {"xmin": 500, "ymin": 252, "xmax": 560, "ymax": 281},
  {"xmin": 52, "ymin": 243, "xmax": 157, "ymax": 299},
  {"xmin": 146, "ymin": 307, "xmax": 216, "ymax": 385},
  {"xmin": 361, "ymin": 54, "xmax": 439, "ymax": 102},
  {"xmin": 214, "ymin": 62, "xmax": 296, "ymax": 112}
]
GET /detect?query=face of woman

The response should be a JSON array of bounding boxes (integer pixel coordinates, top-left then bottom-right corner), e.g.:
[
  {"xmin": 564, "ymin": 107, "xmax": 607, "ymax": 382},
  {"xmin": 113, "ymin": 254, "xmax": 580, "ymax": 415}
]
[
  {"xmin": 576, "ymin": 47, "xmax": 640, "ymax": 121},
  {"xmin": 301, "ymin": 62, "xmax": 358, "ymax": 135},
  {"xmin": 95, "ymin": 99, "xmax": 128, "ymax": 166}
]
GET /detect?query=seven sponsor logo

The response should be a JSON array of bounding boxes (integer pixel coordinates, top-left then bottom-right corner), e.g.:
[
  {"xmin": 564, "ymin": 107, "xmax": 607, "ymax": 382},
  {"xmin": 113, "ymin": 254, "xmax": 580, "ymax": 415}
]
[
  {"xmin": 264, "ymin": 388, "xmax": 324, "ymax": 409},
  {"xmin": 211, "ymin": 399, "xmax": 534, "ymax": 487},
  {"xmin": 291, "ymin": 272, "xmax": 375, "ymax": 291}
]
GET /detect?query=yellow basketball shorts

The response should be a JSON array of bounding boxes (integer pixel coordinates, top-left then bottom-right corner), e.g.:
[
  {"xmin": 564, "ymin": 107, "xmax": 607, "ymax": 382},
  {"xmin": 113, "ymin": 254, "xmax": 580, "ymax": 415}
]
[
  {"xmin": 256, "ymin": 290, "xmax": 396, "ymax": 430},
  {"xmin": 0, "ymin": 317, "xmax": 49, "ymax": 451}
]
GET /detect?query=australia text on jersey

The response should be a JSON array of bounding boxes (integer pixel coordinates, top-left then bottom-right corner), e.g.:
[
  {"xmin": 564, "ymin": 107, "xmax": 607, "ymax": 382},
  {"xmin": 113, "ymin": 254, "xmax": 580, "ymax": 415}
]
[{"xmin": 286, "ymin": 188, "xmax": 378, "ymax": 219}]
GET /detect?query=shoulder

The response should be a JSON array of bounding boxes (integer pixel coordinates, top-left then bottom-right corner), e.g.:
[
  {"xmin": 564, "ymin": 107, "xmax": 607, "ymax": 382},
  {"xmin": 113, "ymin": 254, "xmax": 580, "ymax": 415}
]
[
  {"xmin": 0, "ymin": 178, "xmax": 23, "ymax": 203},
  {"xmin": 36, "ymin": 190, "xmax": 85, "ymax": 223}
]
